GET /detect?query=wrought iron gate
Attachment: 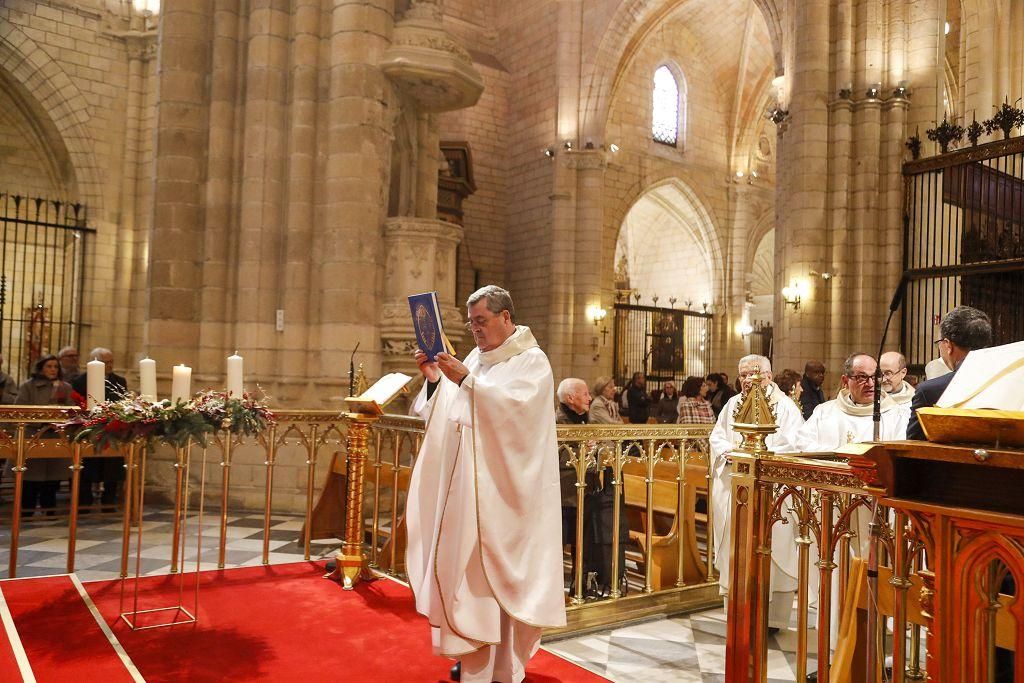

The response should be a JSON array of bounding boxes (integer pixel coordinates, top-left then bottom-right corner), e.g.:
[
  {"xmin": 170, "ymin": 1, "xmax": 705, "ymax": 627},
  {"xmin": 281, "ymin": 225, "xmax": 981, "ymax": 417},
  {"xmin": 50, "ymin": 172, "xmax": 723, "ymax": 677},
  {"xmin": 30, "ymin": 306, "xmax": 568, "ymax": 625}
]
[
  {"xmin": 612, "ymin": 303, "xmax": 712, "ymax": 391},
  {"xmin": 901, "ymin": 137, "xmax": 1024, "ymax": 375},
  {"xmin": 0, "ymin": 194, "xmax": 91, "ymax": 379}
]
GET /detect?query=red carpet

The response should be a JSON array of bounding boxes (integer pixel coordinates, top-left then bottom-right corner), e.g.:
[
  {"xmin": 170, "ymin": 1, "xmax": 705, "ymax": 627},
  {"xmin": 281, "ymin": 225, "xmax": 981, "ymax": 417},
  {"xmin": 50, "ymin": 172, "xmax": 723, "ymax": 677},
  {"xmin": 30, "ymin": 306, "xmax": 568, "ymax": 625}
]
[
  {"xmin": 0, "ymin": 575, "xmax": 135, "ymax": 682},
  {"xmin": 72, "ymin": 562, "xmax": 606, "ymax": 682},
  {"xmin": 0, "ymin": 604, "xmax": 24, "ymax": 681}
]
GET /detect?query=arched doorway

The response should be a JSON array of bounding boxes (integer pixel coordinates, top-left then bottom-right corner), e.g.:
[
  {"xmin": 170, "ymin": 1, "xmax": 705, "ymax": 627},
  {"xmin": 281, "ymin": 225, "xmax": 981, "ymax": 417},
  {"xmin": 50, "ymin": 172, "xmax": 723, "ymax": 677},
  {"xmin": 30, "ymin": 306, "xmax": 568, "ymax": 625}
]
[{"xmin": 613, "ymin": 181, "xmax": 720, "ymax": 388}]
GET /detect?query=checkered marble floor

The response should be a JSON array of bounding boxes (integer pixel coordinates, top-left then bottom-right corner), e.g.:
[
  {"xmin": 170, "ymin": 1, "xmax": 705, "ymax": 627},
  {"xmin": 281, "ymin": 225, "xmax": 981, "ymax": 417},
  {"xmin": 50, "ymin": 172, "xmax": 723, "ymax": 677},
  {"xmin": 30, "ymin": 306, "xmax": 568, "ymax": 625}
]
[
  {"xmin": 0, "ymin": 508, "xmax": 340, "ymax": 581},
  {"xmin": 545, "ymin": 607, "xmax": 813, "ymax": 682}
]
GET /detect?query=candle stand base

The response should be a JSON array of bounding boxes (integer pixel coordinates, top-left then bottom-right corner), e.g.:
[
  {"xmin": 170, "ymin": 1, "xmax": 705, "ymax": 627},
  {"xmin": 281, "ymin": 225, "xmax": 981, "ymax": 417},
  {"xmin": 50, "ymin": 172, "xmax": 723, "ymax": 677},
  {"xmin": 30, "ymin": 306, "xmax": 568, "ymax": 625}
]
[{"xmin": 119, "ymin": 443, "xmax": 207, "ymax": 631}]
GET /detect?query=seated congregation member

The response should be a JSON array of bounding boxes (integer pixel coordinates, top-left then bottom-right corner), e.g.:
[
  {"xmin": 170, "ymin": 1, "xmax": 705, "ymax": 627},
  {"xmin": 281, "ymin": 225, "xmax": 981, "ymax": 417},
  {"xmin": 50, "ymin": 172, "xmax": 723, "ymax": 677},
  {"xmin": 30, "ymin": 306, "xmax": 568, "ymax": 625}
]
[
  {"xmin": 704, "ymin": 373, "xmax": 734, "ymax": 417},
  {"xmin": 589, "ymin": 376, "xmax": 621, "ymax": 424},
  {"xmin": 72, "ymin": 347, "xmax": 128, "ymax": 508},
  {"xmin": 555, "ymin": 378, "xmax": 599, "ymax": 592},
  {"xmin": 710, "ymin": 355, "xmax": 804, "ymax": 631},
  {"xmin": 406, "ymin": 285, "xmax": 566, "ymax": 683},
  {"xmin": 0, "ymin": 353, "xmax": 18, "ymax": 404},
  {"xmin": 799, "ymin": 360, "xmax": 827, "ymax": 419},
  {"xmin": 796, "ymin": 352, "xmax": 909, "ymax": 453},
  {"xmin": 907, "ymin": 305, "xmax": 991, "ymax": 440},
  {"xmin": 625, "ymin": 372, "xmax": 651, "ymax": 423},
  {"xmin": 654, "ymin": 381, "xmax": 679, "ymax": 423},
  {"xmin": 879, "ymin": 351, "xmax": 914, "ymax": 406},
  {"xmin": 15, "ymin": 355, "xmax": 76, "ymax": 517},
  {"xmin": 676, "ymin": 375, "xmax": 714, "ymax": 424}
]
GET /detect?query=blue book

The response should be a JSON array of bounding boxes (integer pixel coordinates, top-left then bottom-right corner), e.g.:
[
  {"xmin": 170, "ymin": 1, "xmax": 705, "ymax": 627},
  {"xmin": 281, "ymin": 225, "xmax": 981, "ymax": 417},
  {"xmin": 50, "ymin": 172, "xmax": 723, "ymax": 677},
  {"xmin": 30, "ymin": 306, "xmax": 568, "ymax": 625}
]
[{"xmin": 408, "ymin": 291, "xmax": 456, "ymax": 361}]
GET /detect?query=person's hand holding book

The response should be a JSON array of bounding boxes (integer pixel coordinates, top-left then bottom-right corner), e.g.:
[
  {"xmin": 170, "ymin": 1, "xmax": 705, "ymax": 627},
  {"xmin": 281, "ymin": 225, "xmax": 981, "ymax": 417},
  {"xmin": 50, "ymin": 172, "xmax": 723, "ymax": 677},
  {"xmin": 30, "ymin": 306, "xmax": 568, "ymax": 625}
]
[
  {"xmin": 414, "ymin": 349, "xmax": 441, "ymax": 383},
  {"xmin": 436, "ymin": 352, "xmax": 469, "ymax": 386}
]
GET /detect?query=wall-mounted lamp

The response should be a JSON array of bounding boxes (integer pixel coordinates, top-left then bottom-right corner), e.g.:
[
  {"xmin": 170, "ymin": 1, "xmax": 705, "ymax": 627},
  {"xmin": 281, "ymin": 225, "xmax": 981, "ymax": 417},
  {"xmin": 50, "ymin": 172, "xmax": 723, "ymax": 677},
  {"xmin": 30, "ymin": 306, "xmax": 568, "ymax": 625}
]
[
  {"xmin": 767, "ymin": 108, "xmax": 789, "ymax": 124},
  {"xmin": 892, "ymin": 80, "xmax": 909, "ymax": 98},
  {"xmin": 544, "ymin": 147, "xmax": 555, "ymax": 158},
  {"xmin": 609, "ymin": 143, "xmax": 620, "ymax": 153},
  {"xmin": 563, "ymin": 140, "xmax": 574, "ymax": 151},
  {"xmin": 781, "ymin": 280, "xmax": 804, "ymax": 309},
  {"xmin": 866, "ymin": 82, "xmax": 882, "ymax": 99},
  {"xmin": 736, "ymin": 320, "xmax": 754, "ymax": 339},
  {"xmin": 587, "ymin": 304, "xmax": 609, "ymax": 358},
  {"xmin": 838, "ymin": 82, "xmax": 853, "ymax": 100}
]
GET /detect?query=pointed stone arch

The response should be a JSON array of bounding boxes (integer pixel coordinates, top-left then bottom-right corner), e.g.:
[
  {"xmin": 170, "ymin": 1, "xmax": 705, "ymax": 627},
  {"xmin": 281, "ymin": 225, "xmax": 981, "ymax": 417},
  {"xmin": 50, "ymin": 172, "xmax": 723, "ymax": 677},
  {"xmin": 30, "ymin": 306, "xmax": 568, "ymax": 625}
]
[
  {"xmin": 0, "ymin": 20, "xmax": 103, "ymax": 211},
  {"xmin": 612, "ymin": 177, "xmax": 726, "ymax": 307}
]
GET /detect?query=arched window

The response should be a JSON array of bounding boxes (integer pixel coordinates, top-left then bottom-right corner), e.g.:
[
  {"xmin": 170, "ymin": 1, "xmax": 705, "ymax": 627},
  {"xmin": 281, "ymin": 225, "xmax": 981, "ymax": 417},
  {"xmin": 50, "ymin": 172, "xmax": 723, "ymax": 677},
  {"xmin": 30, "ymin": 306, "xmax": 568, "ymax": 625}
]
[{"xmin": 652, "ymin": 65, "xmax": 681, "ymax": 146}]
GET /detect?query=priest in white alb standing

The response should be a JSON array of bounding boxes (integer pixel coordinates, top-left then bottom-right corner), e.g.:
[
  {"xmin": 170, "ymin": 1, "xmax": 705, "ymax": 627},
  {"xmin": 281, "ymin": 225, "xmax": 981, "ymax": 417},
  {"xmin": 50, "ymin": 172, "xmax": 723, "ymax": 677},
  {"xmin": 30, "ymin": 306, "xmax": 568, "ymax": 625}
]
[
  {"xmin": 710, "ymin": 354, "xmax": 804, "ymax": 630},
  {"xmin": 406, "ymin": 285, "xmax": 566, "ymax": 683}
]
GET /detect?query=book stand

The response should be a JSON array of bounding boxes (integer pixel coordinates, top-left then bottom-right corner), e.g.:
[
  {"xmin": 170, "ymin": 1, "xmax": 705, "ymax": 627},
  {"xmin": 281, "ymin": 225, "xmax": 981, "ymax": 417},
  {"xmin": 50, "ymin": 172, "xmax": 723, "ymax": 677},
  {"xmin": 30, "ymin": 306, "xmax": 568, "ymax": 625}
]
[{"xmin": 118, "ymin": 441, "xmax": 207, "ymax": 630}]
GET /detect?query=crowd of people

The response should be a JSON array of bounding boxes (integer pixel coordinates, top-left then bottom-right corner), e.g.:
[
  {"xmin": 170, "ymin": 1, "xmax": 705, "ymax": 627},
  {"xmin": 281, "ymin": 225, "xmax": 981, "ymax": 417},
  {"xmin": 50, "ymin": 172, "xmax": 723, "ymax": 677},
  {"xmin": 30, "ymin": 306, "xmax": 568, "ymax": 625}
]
[{"xmin": 1, "ymin": 346, "xmax": 128, "ymax": 516}]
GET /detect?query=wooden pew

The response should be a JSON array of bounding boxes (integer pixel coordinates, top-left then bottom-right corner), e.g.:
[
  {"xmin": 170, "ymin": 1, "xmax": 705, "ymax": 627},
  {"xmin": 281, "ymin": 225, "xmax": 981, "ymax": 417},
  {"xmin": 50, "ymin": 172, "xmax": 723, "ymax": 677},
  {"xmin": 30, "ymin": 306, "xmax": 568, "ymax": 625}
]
[{"xmin": 621, "ymin": 457, "xmax": 709, "ymax": 590}]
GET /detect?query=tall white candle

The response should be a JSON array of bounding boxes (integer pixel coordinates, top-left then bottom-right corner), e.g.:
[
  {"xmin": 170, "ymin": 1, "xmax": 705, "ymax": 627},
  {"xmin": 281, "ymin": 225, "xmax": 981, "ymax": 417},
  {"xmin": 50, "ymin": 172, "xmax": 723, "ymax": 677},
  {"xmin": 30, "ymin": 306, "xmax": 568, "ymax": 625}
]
[
  {"xmin": 86, "ymin": 359, "xmax": 105, "ymax": 409},
  {"xmin": 226, "ymin": 353, "xmax": 244, "ymax": 397},
  {"xmin": 171, "ymin": 364, "xmax": 192, "ymax": 404},
  {"xmin": 139, "ymin": 358, "xmax": 157, "ymax": 401}
]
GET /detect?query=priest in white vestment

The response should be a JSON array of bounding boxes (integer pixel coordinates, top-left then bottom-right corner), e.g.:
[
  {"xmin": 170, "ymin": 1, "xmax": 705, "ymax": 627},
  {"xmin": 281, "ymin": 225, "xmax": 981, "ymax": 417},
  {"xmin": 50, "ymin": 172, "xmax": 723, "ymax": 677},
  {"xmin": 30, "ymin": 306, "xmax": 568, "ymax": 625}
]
[
  {"xmin": 710, "ymin": 354, "xmax": 804, "ymax": 629},
  {"xmin": 406, "ymin": 285, "xmax": 566, "ymax": 683},
  {"xmin": 795, "ymin": 352, "xmax": 909, "ymax": 646},
  {"xmin": 880, "ymin": 351, "xmax": 915, "ymax": 406}
]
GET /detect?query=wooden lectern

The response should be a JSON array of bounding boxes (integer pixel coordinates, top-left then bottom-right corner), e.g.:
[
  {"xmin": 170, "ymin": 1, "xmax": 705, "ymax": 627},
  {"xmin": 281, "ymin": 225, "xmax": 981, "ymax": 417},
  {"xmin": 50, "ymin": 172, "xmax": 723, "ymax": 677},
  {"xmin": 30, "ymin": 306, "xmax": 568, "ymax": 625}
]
[{"xmin": 855, "ymin": 409, "xmax": 1024, "ymax": 682}]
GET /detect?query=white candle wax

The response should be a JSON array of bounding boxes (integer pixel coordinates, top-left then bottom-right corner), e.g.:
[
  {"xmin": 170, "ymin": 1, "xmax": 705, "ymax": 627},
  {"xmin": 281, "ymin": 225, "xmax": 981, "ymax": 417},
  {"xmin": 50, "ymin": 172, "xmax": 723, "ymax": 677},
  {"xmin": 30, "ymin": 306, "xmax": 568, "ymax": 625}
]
[
  {"xmin": 86, "ymin": 359, "xmax": 105, "ymax": 409},
  {"xmin": 171, "ymin": 364, "xmax": 192, "ymax": 404},
  {"xmin": 139, "ymin": 358, "xmax": 157, "ymax": 401},
  {"xmin": 226, "ymin": 353, "xmax": 243, "ymax": 398}
]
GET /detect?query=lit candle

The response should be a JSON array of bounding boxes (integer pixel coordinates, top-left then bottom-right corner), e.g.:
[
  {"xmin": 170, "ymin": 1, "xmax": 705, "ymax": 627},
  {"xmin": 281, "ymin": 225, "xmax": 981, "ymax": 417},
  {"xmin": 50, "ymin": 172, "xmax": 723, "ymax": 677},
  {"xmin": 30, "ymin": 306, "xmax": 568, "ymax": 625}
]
[
  {"xmin": 139, "ymin": 357, "xmax": 157, "ymax": 401},
  {"xmin": 226, "ymin": 353, "xmax": 243, "ymax": 398},
  {"xmin": 86, "ymin": 359, "xmax": 105, "ymax": 409},
  {"xmin": 171, "ymin": 364, "xmax": 192, "ymax": 404}
]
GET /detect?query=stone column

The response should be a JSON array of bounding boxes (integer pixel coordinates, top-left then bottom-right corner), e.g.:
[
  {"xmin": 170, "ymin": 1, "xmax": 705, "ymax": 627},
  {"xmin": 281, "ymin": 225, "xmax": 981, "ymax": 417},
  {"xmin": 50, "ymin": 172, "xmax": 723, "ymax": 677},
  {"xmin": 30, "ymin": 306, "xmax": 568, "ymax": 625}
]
[
  {"xmin": 567, "ymin": 151, "xmax": 606, "ymax": 379},
  {"xmin": 318, "ymin": 0, "xmax": 395, "ymax": 396},
  {"xmin": 772, "ymin": 0, "xmax": 830, "ymax": 372},
  {"xmin": 906, "ymin": 0, "xmax": 945, "ymax": 154},
  {"xmin": 146, "ymin": 0, "xmax": 213, "ymax": 370}
]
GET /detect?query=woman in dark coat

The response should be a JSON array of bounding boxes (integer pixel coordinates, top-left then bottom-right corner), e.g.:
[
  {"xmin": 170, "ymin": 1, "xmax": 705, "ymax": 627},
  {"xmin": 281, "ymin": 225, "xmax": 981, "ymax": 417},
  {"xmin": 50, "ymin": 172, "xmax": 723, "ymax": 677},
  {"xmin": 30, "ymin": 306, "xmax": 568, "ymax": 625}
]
[{"xmin": 15, "ymin": 355, "xmax": 76, "ymax": 516}]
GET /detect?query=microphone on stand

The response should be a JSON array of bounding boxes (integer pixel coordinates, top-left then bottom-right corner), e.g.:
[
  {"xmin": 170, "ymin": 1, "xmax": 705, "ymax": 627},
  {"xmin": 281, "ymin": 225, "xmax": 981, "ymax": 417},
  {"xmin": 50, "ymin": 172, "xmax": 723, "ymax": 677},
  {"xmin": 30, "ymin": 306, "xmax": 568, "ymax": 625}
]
[
  {"xmin": 866, "ymin": 273, "xmax": 909, "ymax": 682},
  {"xmin": 348, "ymin": 342, "xmax": 360, "ymax": 397},
  {"xmin": 873, "ymin": 275, "xmax": 908, "ymax": 440}
]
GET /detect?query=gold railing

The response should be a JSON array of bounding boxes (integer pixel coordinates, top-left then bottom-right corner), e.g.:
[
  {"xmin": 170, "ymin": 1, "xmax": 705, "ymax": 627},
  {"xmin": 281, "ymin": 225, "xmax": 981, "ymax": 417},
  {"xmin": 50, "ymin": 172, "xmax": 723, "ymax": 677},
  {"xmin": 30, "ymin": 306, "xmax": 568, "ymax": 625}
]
[
  {"xmin": 361, "ymin": 418, "xmax": 720, "ymax": 633},
  {"xmin": 0, "ymin": 407, "xmax": 348, "ymax": 579},
  {"xmin": 723, "ymin": 389, "xmax": 1022, "ymax": 682},
  {"xmin": 1, "ymin": 406, "xmax": 721, "ymax": 635}
]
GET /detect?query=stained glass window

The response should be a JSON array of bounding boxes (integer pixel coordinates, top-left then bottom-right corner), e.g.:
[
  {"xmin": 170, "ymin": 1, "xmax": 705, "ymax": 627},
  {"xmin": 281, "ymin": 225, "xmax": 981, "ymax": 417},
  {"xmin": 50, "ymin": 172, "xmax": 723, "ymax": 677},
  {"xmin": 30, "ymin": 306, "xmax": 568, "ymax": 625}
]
[{"xmin": 652, "ymin": 66, "xmax": 680, "ymax": 146}]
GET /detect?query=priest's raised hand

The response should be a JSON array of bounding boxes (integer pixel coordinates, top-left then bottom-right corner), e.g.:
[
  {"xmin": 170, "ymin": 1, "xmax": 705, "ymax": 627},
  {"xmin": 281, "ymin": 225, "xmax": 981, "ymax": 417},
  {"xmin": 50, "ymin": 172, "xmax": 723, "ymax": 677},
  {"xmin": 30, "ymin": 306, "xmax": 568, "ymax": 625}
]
[
  {"xmin": 434, "ymin": 352, "xmax": 469, "ymax": 386},
  {"xmin": 413, "ymin": 348, "xmax": 440, "ymax": 383}
]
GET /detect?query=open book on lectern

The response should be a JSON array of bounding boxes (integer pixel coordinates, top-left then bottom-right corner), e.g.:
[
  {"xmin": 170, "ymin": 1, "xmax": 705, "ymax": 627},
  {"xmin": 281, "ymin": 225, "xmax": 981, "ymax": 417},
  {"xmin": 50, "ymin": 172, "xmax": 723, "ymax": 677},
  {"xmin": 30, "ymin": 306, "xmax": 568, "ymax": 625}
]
[{"xmin": 344, "ymin": 372, "xmax": 413, "ymax": 415}]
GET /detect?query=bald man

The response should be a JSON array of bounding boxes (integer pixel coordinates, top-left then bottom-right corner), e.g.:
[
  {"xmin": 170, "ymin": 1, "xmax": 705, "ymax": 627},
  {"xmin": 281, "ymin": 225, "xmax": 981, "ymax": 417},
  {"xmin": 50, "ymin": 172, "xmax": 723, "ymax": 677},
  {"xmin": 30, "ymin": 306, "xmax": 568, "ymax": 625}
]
[{"xmin": 880, "ymin": 351, "xmax": 914, "ymax": 405}]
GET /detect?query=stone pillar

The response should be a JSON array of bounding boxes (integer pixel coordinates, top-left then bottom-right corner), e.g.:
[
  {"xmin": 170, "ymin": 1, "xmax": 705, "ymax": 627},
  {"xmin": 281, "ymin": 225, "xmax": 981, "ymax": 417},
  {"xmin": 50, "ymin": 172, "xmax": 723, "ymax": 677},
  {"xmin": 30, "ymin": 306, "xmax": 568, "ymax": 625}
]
[
  {"xmin": 318, "ymin": 0, "xmax": 395, "ymax": 396},
  {"xmin": 567, "ymin": 151, "xmax": 606, "ymax": 380},
  {"xmin": 906, "ymin": 0, "xmax": 944, "ymax": 154},
  {"xmin": 380, "ymin": 218, "xmax": 463, "ymax": 374},
  {"xmin": 146, "ymin": 0, "xmax": 213, "ymax": 370},
  {"xmin": 772, "ymin": 0, "xmax": 830, "ymax": 372}
]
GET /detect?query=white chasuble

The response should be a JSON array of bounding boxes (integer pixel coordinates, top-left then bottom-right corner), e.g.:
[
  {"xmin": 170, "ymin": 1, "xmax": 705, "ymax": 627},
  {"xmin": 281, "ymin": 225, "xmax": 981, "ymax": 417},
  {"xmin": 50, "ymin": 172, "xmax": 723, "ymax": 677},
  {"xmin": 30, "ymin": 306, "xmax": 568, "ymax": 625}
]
[
  {"xmin": 709, "ymin": 384, "xmax": 804, "ymax": 619},
  {"xmin": 405, "ymin": 326, "xmax": 567, "ymax": 658},
  {"xmin": 795, "ymin": 390, "xmax": 909, "ymax": 453}
]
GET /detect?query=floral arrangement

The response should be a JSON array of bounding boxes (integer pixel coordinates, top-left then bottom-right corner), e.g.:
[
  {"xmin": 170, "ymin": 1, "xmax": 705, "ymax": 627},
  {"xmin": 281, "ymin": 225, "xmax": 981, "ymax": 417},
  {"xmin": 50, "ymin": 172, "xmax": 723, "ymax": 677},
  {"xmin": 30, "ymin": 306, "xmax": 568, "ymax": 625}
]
[{"xmin": 63, "ymin": 390, "xmax": 274, "ymax": 450}]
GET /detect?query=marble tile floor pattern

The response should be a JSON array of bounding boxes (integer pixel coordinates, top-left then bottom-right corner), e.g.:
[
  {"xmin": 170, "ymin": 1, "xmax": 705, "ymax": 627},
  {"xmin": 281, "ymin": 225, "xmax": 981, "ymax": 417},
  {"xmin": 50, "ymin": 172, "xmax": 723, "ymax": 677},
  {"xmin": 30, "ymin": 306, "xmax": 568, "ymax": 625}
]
[
  {"xmin": 0, "ymin": 508, "xmax": 339, "ymax": 582},
  {"xmin": 545, "ymin": 608, "xmax": 814, "ymax": 682},
  {"xmin": 1, "ymin": 507, "xmax": 815, "ymax": 681}
]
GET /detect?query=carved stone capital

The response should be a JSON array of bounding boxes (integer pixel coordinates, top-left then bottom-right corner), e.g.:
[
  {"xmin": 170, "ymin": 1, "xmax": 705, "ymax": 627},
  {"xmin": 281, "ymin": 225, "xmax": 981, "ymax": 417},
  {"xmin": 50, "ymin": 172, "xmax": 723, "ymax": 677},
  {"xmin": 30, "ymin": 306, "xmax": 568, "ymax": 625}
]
[{"xmin": 562, "ymin": 150, "xmax": 607, "ymax": 171}]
